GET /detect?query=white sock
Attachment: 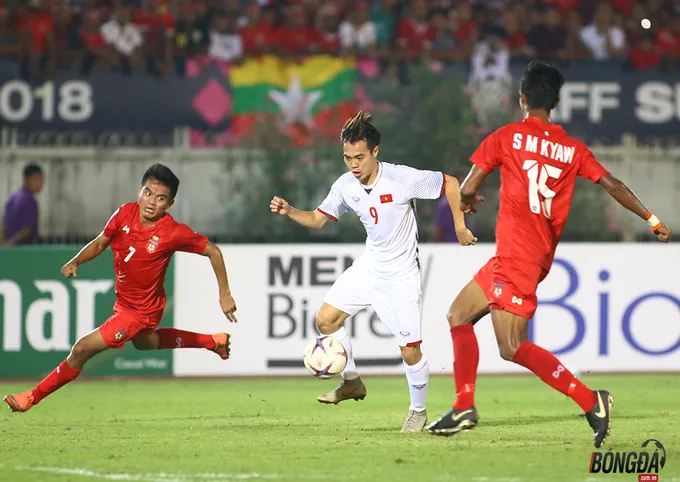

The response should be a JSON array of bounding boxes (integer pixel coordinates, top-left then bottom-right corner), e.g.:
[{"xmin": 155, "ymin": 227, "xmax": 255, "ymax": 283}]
[
  {"xmin": 404, "ymin": 356, "xmax": 429, "ymax": 412},
  {"xmin": 329, "ymin": 327, "xmax": 359, "ymax": 380}
]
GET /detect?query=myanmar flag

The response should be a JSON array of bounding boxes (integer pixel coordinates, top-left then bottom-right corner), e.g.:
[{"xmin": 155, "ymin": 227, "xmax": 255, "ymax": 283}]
[{"xmin": 229, "ymin": 55, "xmax": 358, "ymax": 145}]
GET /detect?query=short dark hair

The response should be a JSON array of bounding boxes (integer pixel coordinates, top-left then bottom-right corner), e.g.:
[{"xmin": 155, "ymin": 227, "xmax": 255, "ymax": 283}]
[
  {"xmin": 141, "ymin": 163, "xmax": 180, "ymax": 199},
  {"xmin": 340, "ymin": 111, "xmax": 381, "ymax": 151},
  {"xmin": 520, "ymin": 61, "xmax": 565, "ymax": 111},
  {"xmin": 23, "ymin": 163, "xmax": 43, "ymax": 179}
]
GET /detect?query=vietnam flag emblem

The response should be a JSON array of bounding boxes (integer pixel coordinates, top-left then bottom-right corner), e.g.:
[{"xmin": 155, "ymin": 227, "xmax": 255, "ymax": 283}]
[{"xmin": 380, "ymin": 194, "xmax": 393, "ymax": 204}]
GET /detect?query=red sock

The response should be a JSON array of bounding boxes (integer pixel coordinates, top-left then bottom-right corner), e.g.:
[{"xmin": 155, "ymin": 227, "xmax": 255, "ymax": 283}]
[
  {"xmin": 156, "ymin": 328, "xmax": 215, "ymax": 350},
  {"xmin": 512, "ymin": 341, "xmax": 597, "ymax": 412},
  {"xmin": 451, "ymin": 325, "xmax": 479, "ymax": 410},
  {"xmin": 32, "ymin": 360, "xmax": 81, "ymax": 405}
]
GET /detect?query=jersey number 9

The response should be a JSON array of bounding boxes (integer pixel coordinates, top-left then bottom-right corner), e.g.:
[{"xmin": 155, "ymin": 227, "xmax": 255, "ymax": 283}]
[{"xmin": 369, "ymin": 207, "xmax": 379, "ymax": 224}]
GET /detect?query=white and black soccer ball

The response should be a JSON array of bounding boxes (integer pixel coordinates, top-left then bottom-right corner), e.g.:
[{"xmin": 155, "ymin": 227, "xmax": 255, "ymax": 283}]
[{"xmin": 303, "ymin": 336, "xmax": 347, "ymax": 379}]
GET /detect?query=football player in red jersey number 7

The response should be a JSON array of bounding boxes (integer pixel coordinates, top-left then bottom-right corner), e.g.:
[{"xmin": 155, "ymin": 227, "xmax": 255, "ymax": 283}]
[
  {"xmin": 4, "ymin": 164, "xmax": 239, "ymax": 413},
  {"xmin": 427, "ymin": 61, "xmax": 672, "ymax": 447}
]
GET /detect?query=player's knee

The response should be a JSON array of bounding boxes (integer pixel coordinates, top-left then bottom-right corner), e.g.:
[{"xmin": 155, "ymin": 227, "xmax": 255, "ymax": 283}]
[
  {"xmin": 131, "ymin": 333, "xmax": 158, "ymax": 350},
  {"xmin": 315, "ymin": 313, "xmax": 339, "ymax": 335},
  {"xmin": 70, "ymin": 338, "xmax": 96, "ymax": 362},
  {"xmin": 446, "ymin": 306, "xmax": 468, "ymax": 327},
  {"xmin": 400, "ymin": 345, "xmax": 422, "ymax": 365},
  {"xmin": 497, "ymin": 341, "xmax": 519, "ymax": 361}
]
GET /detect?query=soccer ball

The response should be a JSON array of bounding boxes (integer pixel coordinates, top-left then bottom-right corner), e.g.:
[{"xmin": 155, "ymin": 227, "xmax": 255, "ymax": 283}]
[{"xmin": 303, "ymin": 336, "xmax": 347, "ymax": 379}]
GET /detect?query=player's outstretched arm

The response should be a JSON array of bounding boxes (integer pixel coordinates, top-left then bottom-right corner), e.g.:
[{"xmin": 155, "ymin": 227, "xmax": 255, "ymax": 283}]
[
  {"xmin": 201, "ymin": 242, "xmax": 238, "ymax": 322},
  {"xmin": 598, "ymin": 174, "xmax": 672, "ymax": 242},
  {"xmin": 270, "ymin": 196, "xmax": 329, "ymax": 230},
  {"xmin": 443, "ymin": 174, "xmax": 478, "ymax": 246},
  {"xmin": 61, "ymin": 232, "xmax": 113, "ymax": 278}
]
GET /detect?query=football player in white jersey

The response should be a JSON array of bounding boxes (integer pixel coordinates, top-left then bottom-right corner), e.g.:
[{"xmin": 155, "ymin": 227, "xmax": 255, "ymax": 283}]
[{"xmin": 270, "ymin": 112, "xmax": 477, "ymax": 432}]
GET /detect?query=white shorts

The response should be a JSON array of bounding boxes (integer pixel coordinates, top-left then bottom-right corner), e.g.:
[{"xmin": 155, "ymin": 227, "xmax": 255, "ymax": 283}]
[{"xmin": 323, "ymin": 264, "xmax": 423, "ymax": 347}]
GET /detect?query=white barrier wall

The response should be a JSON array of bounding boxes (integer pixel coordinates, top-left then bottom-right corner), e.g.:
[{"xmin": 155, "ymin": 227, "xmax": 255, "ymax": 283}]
[{"xmin": 173, "ymin": 243, "xmax": 680, "ymax": 376}]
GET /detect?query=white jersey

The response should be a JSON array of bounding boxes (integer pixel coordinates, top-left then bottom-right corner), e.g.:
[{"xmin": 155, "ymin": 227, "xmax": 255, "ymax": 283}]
[{"xmin": 317, "ymin": 162, "xmax": 445, "ymax": 278}]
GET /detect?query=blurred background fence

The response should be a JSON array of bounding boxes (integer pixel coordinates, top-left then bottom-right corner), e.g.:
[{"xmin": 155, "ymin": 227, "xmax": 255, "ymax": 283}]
[{"xmin": 1, "ymin": 134, "xmax": 680, "ymax": 244}]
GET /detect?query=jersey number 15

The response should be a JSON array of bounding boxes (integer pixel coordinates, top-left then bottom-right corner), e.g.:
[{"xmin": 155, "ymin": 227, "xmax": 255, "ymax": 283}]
[{"xmin": 523, "ymin": 160, "xmax": 563, "ymax": 219}]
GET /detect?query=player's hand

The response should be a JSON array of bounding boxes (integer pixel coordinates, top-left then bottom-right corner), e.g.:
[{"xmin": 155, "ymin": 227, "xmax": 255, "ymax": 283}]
[
  {"xmin": 220, "ymin": 293, "xmax": 238, "ymax": 323},
  {"xmin": 460, "ymin": 194, "xmax": 485, "ymax": 214},
  {"xmin": 655, "ymin": 224, "xmax": 672, "ymax": 243},
  {"xmin": 270, "ymin": 196, "xmax": 290, "ymax": 216},
  {"xmin": 61, "ymin": 261, "xmax": 78, "ymax": 278},
  {"xmin": 456, "ymin": 228, "xmax": 478, "ymax": 246}
]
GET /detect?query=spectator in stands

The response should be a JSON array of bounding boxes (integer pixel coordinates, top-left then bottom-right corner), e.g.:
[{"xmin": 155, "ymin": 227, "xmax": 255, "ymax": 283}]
[
  {"xmin": 1, "ymin": 164, "xmax": 44, "ymax": 246},
  {"xmin": 275, "ymin": 3, "xmax": 321, "ymax": 57},
  {"xmin": 580, "ymin": 2, "xmax": 627, "ymax": 60},
  {"xmin": 501, "ymin": 10, "xmax": 536, "ymax": 59},
  {"xmin": 429, "ymin": 7, "xmax": 459, "ymax": 63},
  {"xmin": 137, "ymin": 0, "xmax": 175, "ymax": 77},
  {"xmin": 397, "ymin": 0, "xmax": 434, "ymax": 63},
  {"xmin": 657, "ymin": 17, "xmax": 680, "ymax": 71},
  {"xmin": 100, "ymin": 3, "xmax": 144, "ymax": 74},
  {"xmin": 52, "ymin": 1, "xmax": 79, "ymax": 71},
  {"xmin": 469, "ymin": 25, "xmax": 510, "ymax": 84},
  {"xmin": 528, "ymin": 6, "xmax": 568, "ymax": 61},
  {"xmin": 451, "ymin": 1, "xmax": 477, "ymax": 61},
  {"xmin": 627, "ymin": 31, "xmax": 661, "ymax": 70},
  {"xmin": 18, "ymin": 0, "xmax": 56, "ymax": 80},
  {"xmin": 339, "ymin": 1, "xmax": 377, "ymax": 58},
  {"xmin": 565, "ymin": 10, "xmax": 590, "ymax": 60},
  {"xmin": 373, "ymin": 0, "xmax": 398, "ymax": 51},
  {"xmin": 78, "ymin": 8, "xmax": 108, "ymax": 74},
  {"xmin": 173, "ymin": 3, "xmax": 209, "ymax": 75},
  {"xmin": 208, "ymin": 10, "xmax": 243, "ymax": 63},
  {"xmin": 316, "ymin": 4, "xmax": 341, "ymax": 55},
  {"xmin": 238, "ymin": 2, "xmax": 274, "ymax": 57},
  {"xmin": 0, "ymin": 5, "xmax": 23, "ymax": 67}
]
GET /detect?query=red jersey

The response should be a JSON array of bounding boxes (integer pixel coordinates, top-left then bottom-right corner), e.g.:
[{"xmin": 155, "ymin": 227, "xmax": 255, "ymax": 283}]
[
  {"xmin": 103, "ymin": 202, "xmax": 208, "ymax": 315},
  {"xmin": 471, "ymin": 116, "xmax": 609, "ymax": 270}
]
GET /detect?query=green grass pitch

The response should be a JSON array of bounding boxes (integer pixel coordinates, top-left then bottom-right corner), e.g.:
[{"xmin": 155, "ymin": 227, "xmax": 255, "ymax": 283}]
[{"xmin": 1, "ymin": 374, "xmax": 679, "ymax": 482}]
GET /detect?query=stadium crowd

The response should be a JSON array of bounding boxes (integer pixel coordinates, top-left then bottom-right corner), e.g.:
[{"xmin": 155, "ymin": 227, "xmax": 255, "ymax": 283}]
[{"xmin": 1, "ymin": 0, "xmax": 679, "ymax": 80}]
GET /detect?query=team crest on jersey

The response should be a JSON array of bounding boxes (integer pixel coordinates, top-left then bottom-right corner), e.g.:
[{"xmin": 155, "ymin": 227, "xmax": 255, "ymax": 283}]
[
  {"xmin": 380, "ymin": 194, "xmax": 393, "ymax": 204},
  {"xmin": 147, "ymin": 235, "xmax": 160, "ymax": 253}
]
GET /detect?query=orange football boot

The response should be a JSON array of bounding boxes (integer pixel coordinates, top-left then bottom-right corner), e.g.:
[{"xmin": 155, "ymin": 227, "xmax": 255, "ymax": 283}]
[
  {"xmin": 211, "ymin": 333, "xmax": 231, "ymax": 360},
  {"xmin": 4, "ymin": 391, "xmax": 35, "ymax": 412}
]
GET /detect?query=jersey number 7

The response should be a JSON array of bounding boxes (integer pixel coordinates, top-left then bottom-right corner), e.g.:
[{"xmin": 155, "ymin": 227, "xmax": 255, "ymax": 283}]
[{"xmin": 523, "ymin": 160, "xmax": 563, "ymax": 219}]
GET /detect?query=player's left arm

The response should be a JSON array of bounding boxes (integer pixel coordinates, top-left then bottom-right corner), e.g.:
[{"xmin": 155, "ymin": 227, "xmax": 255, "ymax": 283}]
[
  {"xmin": 579, "ymin": 148, "xmax": 671, "ymax": 242},
  {"xmin": 200, "ymin": 242, "xmax": 238, "ymax": 322},
  {"xmin": 443, "ymin": 175, "xmax": 478, "ymax": 246},
  {"xmin": 174, "ymin": 224, "xmax": 238, "ymax": 322},
  {"xmin": 598, "ymin": 174, "xmax": 672, "ymax": 242}
]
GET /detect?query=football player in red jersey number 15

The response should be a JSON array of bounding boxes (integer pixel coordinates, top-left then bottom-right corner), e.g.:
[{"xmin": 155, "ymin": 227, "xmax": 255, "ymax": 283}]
[
  {"xmin": 4, "ymin": 164, "xmax": 239, "ymax": 413},
  {"xmin": 427, "ymin": 61, "xmax": 672, "ymax": 447}
]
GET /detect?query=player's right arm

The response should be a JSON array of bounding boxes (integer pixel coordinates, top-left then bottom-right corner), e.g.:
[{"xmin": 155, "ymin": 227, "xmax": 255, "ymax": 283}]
[
  {"xmin": 598, "ymin": 174, "xmax": 672, "ymax": 242},
  {"xmin": 61, "ymin": 232, "xmax": 113, "ymax": 278},
  {"xmin": 460, "ymin": 130, "xmax": 500, "ymax": 214},
  {"xmin": 270, "ymin": 196, "xmax": 330, "ymax": 230},
  {"xmin": 578, "ymin": 149, "xmax": 672, "ymax": 242},
  {"xmin": 61, "ymin": 207, "xmax": 119, "ymax": 278},
  {"xmin": 270, "ymin": 176, "xmax": 349, "ymax": 230}
]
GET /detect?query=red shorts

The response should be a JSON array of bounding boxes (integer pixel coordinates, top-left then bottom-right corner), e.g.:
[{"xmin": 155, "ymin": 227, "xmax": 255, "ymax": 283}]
[
  {"xmin": 99, "ymin": 302, "xmax": 164, "ymax": 348},
  {"xmin": 473, "ymin": 256, "xmax": 549, "ymax": 319}
]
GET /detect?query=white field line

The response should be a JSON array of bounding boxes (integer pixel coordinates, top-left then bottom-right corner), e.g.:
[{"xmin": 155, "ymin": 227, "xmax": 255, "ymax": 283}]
[
  {"xmin": 1, "ymin": 465, "xmax": 677, "ymax": 482},
  {"xmin": 4, "ymin": 465, "xmax": 282, "ymax": 482}
]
